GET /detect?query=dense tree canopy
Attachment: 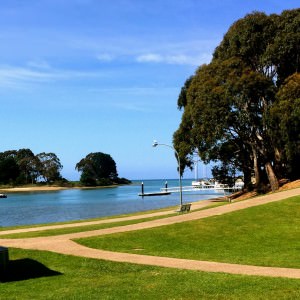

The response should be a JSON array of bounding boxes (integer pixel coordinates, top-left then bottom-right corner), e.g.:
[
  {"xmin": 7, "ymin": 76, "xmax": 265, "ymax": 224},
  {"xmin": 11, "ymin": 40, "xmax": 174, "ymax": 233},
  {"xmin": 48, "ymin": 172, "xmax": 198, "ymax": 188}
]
[
  {"xmin": 76, "ymin": 152, "xmax": 129, "ymax": 186},
  {"xmin": 173, "ymin": 8, "xmax": 300, "ymax": 191},
  {"xmin": 269, "ymin": 73, "xmax": 300, "ymax": 179},
  {"xmin": 0, "ymin": 149, "xmax": 130, "ymax": 187},
  {"xmin": 0, "ymin": 149, "xmax": 63, "ymax": 185},
  {"xmin": 0, "ymin": 155, "xmax": 19, "ymax": 184},
  {"xmin": 36, "ymin": 152, "xmax": 63, "ymax": 183}
]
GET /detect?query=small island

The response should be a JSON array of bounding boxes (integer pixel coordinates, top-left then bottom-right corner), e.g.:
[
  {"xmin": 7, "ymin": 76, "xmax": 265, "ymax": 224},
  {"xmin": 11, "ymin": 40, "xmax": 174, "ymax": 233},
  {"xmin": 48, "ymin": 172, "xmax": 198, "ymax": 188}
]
[
  {"xmin": 75, "ymin": 152, "xmax": 131, "ymax": 187},
  {"xmin": 0, "ymin": 149, "xmax": 131, "ymax": 193}
]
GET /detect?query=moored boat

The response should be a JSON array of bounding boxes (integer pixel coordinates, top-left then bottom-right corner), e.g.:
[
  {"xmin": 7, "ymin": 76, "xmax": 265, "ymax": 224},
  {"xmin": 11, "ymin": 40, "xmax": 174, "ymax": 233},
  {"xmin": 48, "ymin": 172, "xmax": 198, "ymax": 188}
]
[
  {"xmin": 192, "ymin": 179, "xmax": 243, "ymax": 192},
  {"xmin": 192, "ymin": 179, "xmax": 228, "ymax": 190},
  {"xmin": 0, "ymin": 194, "xmax": 7, "ymax": 198}
]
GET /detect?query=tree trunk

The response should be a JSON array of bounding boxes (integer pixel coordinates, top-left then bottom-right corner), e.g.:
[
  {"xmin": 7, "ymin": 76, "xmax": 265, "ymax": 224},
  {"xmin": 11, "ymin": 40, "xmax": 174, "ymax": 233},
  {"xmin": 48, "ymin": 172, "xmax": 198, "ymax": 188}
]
[
  {"xmin": 242, "ymin": 166, "xmax": 252, "ymax": 190},
  {"xmin": 252, "ymin": 148, "xmax": 261, "ymax": 187},
  {"xmin": 265, "ymin": 161, "xmax": 279, "ymax": 191}
]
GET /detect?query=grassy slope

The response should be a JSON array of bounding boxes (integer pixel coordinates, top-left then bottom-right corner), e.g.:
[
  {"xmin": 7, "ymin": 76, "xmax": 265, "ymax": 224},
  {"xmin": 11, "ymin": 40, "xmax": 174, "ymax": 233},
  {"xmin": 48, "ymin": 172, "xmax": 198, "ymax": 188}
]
[
  {"xmin": 1, "ymin": 248, "xmax": 300, "ymax": 300},
  {"xmin": 2, "ymin": 215, "xmax": 174, "ymax": 238},
  {"xmin": 77, "ymin": 196, "xmax": 300, "ymax": 268}
]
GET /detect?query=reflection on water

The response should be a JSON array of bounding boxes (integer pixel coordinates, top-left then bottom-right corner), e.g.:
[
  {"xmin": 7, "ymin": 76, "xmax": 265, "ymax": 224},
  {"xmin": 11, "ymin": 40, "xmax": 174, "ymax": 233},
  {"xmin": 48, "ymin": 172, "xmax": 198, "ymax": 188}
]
[{"xmin": 0, "ymin": 180, "xmax": 223, "ymax": 227}]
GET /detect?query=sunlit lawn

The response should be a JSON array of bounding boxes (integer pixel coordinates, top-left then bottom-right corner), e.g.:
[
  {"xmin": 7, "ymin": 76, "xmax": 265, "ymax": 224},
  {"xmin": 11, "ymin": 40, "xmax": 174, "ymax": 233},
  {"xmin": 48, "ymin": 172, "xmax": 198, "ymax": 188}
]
[
  {"xmin": 1, "ymin": 248, "xmax": 300, "ymax": 300},
  {"xmin": 77, "ymin": 196, "xmax": 300, "ymax": 268},
  {"xmin": 2, "ymin": 214, "xmax": 177, "ymax": 238}
]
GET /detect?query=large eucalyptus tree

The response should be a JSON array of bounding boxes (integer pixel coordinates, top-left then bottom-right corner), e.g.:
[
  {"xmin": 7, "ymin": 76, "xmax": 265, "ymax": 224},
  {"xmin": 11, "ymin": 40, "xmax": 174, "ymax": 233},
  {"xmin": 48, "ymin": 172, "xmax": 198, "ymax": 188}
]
[{"xmin": 174, "ymin": 9, "xmax": 300, "ymax": 191}]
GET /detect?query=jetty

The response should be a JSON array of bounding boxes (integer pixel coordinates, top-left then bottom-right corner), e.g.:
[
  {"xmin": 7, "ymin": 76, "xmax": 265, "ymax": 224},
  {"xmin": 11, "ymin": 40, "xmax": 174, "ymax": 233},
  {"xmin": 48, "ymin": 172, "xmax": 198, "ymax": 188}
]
[
  {"xmin": 138, "ymin": 191, "xmax": 171, "ymax": 197},
  {"xmin": 138, "ymin": 180, "xmax": 242, "ymax": 197}
]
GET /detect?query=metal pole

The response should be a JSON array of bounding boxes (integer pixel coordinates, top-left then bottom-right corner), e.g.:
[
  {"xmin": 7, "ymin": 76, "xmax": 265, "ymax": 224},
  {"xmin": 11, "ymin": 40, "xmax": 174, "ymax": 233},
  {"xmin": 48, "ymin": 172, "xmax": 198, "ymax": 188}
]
[
  {"xmin": 177, "ymin": 154, "xmax": 183, "ymax": 206},
  {"xmin": 153, "ymin": 141, "xmax": 183, "ymax": 206}
]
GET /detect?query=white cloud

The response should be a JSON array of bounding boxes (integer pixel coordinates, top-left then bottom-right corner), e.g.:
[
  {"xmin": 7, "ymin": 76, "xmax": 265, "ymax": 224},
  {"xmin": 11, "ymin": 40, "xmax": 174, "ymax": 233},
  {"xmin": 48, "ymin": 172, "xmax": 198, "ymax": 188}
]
[
  {"xmin": 0, "ymin": 65, "xmax": 108, "ymax": 89},
  {"xmin": 136, "ymin": 52, "xmax": 212, "ymax": 66},
  {"xmin": 66, "ymin": 33, "xmax": 217, "ymax": 66},
  {"xmin": 0, "ymin": 66, "xmax": 54, "ymax": 83},
  {"xmin": 136, "ymin": 53, "xmax": 163, "ymax": 63}
]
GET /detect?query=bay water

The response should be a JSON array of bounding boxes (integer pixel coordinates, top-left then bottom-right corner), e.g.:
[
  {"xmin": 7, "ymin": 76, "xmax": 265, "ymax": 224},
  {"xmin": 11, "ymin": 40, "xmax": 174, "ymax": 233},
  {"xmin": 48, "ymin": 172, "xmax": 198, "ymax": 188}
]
[{"xmin": 0, "ymin": 179, "xmax": 224, "ymax": 227}]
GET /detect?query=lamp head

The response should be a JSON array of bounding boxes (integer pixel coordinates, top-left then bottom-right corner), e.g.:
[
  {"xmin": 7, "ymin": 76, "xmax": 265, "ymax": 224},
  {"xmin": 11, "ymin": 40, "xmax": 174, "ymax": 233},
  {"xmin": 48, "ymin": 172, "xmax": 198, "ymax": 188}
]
[{"xmin": 152, "ymin": 140, "xmax": 158, "ymax": 147}]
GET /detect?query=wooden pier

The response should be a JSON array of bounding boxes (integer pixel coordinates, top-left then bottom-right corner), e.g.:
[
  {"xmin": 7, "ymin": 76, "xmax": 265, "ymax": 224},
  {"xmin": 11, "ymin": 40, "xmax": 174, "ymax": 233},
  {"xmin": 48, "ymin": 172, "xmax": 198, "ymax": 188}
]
[{"xmin": 138, "ymin": 191, "xmax": 171, "ymax": 197}]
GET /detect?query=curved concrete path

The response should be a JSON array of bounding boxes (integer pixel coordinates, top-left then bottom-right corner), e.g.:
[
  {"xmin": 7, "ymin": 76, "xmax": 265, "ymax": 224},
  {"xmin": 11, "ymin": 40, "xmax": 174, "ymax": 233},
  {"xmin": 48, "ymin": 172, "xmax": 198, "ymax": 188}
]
[{"xmin": 1, "ymin": 188, "xmax": 300, "ymax": 279}]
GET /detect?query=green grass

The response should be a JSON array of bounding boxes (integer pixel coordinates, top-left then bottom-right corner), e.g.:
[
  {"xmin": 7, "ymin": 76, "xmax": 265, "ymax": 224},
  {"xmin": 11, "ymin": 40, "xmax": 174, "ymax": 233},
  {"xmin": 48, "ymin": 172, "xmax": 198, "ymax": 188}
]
[
  {"xmin": 1, "ymin": 248, "xmax": 300, "ymax": 300},
  {"xmin": 1, "ymin": 215, "xmax": 175, "ymax": 238},
  {"xmin": 77, "ymin": 196, "xmax": 300, "ymax": 269}
]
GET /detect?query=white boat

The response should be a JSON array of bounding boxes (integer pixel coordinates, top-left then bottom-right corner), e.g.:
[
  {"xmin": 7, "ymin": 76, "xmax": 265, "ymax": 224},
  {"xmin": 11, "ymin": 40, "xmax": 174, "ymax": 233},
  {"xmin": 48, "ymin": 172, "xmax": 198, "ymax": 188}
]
[
  {"xmin": 192, "ymin": 180, "xmax": 213, "ymax": 188},
  {"xmin": 233, "ymin": 179, "xmax": 244, "ymax": 190},
  {"xmin": 192, "ymin": 178, "xmax": 244, "ymax": 191},
  {"xmin": 192, "ymin": 180, "xmax": 228, "ymax": 191},
  {"xmin": 0, "ymin": 194, "xmax": 7, "ymax": 198}
]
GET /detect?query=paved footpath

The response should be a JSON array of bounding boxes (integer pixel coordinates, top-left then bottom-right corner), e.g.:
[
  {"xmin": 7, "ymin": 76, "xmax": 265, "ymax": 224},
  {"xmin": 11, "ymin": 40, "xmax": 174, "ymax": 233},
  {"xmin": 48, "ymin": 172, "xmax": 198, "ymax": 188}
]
[{"xmin": 1, "ymin": 188, "xmax": 300, "ymax": 279}]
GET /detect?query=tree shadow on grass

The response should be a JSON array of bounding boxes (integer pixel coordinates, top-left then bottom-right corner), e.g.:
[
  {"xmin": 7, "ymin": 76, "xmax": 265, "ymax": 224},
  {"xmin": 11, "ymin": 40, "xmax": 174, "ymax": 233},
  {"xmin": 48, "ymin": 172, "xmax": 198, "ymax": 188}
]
[{"xmin": 0, "ymin": 258, "xmax": 62, "ymax": 282}]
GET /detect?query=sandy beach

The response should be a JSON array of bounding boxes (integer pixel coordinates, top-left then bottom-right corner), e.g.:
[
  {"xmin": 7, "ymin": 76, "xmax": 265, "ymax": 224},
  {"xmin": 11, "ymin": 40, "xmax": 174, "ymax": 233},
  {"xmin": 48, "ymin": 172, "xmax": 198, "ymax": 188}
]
[{"xmin": 0, "ymin": 186, "xmax": 69, "ymax": 193}]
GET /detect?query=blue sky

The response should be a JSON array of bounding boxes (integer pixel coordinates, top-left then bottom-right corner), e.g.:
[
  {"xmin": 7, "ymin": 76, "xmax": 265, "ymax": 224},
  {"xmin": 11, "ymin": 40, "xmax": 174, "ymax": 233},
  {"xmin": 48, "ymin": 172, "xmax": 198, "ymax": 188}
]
[{"xmin": 0, "ymin": 0, "xmax": 299, "ymax": 180}]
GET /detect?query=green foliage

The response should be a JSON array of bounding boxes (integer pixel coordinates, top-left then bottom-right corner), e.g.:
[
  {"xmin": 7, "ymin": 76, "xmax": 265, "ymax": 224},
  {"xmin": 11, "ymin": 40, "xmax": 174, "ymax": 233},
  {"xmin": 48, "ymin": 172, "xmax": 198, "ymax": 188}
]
[
  {"xmin": 76, "ymin": 152, "xmax": 130, "ymax": 186},
  {"xmin": 36, "ymin": 152, "xmax": 63, "ymax": 183},
  {"xmin": 177, "ymin": 75, "xmax": 193, "ymax": 109},
  {"xmin": 0, "ymin": 149, "xmax": 64, "ymax": 185},
  {"xmin": 267, "ymin": 9, "xmax": 300, "ymax": 84},
  {"xmin": 0, "ymin": 156, "xmax": 19, "ymax": 184},
  {"xmin": 214, "ymin": 12, "xmax": 276, "ymax": 72},
  {"xmin": 174, "ymin": 8, "xmax": 300, "ymax": 190},
  {"xmin": 211, "ymin": 163, "xmax": 235, "ymax": 187},
  {"xmin": 15, "ymin": 149, "xmax": 41, "ymax": 184},
  {"xmin": 115, "ymin": 177, "xmax": 132, "ymax": 184},
  {"xmin": 269, "ymin": 73, "xmax": 300, "ymax": 179}
]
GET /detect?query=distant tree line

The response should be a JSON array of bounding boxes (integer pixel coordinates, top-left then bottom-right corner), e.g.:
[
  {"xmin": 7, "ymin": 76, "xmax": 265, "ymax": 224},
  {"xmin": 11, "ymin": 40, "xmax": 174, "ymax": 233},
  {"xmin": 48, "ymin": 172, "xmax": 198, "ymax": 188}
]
[
  {"xmin": 0, "ymin": 149, "xmax": 130, "ymax": 187},
  {"xmin": 0, "ymin": 149, "xmax": 63, "ymax": 185},
  {"xmin": 173, "ymin": 9, "xmax": 300, "ymax": 192}
]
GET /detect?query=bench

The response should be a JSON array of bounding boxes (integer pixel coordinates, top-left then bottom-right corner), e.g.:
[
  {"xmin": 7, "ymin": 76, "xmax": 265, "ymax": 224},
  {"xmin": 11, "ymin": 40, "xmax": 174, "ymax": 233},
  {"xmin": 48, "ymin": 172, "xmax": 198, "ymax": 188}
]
[{"xmin": 176, "ymin": 203, "xmax": 191, "ymax": 213}]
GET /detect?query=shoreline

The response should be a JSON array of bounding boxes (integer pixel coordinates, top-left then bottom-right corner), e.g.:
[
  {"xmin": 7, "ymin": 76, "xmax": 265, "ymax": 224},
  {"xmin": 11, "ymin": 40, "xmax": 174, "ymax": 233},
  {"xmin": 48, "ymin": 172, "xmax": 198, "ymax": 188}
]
[
  {"xmin": 0, "ymin": 184, "xmax": 126, "ymax": 193},
  {"xmin": 0, "ymin": 186, "xmax": 69, "ymax": 193},
  {"xmin": 1, "ymin": 179, "xmax": 300, "ymax": 194}
]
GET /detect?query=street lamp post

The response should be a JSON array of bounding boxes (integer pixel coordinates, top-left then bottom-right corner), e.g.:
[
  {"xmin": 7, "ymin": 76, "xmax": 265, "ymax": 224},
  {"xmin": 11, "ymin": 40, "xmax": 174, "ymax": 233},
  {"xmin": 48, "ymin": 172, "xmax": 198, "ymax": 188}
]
[{"xmin": 152, "ymin": 140, "xmax": 183, "ymax": 207}]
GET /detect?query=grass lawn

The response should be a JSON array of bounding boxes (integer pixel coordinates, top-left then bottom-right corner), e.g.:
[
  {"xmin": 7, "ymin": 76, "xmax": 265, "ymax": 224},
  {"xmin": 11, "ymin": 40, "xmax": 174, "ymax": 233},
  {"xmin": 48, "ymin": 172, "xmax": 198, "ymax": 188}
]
[
  {"xmin": 1, "ymin": 248, "xmax": 300, "ymax": 300},
  {"xmin": 77, "ymin": 196, "xmax": 300, "ymax": 268},
  {"xmin": 1, "ymin": 214, "xmax": 174, "ymax": 239}
]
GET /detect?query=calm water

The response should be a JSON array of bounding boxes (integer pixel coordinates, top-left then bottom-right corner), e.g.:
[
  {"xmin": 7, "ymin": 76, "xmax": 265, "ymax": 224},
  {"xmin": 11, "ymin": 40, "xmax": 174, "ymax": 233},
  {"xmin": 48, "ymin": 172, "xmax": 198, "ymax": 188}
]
[{"xmin": 0, "ymin": 179, "xmax": 223, "ymax": 227}]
